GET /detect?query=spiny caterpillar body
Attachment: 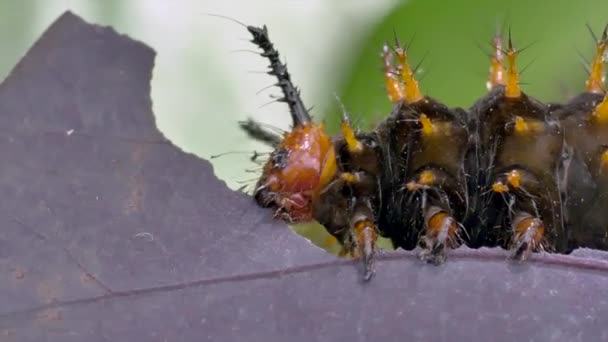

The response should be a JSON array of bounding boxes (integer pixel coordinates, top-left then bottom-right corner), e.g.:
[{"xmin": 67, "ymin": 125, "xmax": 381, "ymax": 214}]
[{"xmin": 239, "ymin": 22, "xmax": 608, "ymax": 280}]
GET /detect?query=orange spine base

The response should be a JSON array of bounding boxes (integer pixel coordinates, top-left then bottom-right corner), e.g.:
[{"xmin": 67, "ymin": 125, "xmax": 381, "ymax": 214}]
[
  {"xmin": 592, "ymin": 93, "xmax": 608, "ymax": 124},
  {"xmin": 382, "ymin": 44, "xmax": 405, "ymax": 103},
  {"xmin": 600, "ymin": 149, "xmax": 608, "ymax": 175},
  {"xmin": 586, "ymin": 25, "xmax": 608, "ymax": 94},
  {"xmin": 487, "ymin": 31, "xmax": 507, "ymax": 90},
  {"xmin": 393, "ymin": 39, "xmax": 424, "ymax": 103},
  {"xmin": 504, "ymin": 30, "xmax": 521, "ymax": 98}
]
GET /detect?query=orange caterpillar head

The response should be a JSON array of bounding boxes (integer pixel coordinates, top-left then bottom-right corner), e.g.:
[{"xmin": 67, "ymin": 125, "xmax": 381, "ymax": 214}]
[
  {"xmin": 242, "ymin": 24, "xmax": 338, "ymax": 223},
  {"xmin": 255, "ymin": 122, "xmax": 336, "ymax": 222}
]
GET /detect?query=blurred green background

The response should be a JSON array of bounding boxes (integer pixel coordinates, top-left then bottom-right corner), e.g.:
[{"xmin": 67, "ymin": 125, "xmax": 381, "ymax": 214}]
[{"xmin": 4, "ymin": 0, "xmax": 607, "ymax": 253}]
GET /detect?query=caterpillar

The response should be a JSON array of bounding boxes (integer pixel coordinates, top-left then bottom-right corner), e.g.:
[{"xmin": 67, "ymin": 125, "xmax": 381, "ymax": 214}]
[{"xmin": 238, "ymin": 23, "xmax": 608, "ymax": 280}]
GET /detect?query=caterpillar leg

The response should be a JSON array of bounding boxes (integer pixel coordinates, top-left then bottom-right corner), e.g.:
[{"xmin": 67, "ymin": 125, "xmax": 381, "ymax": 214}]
[
  {"xmin": 510, "ymin": 212, "xmax": 546, "ymax": 261},
  {"xmin": 406, "ymin": 169, "xmax": 464, "ymax": 264},
  {"xmin": 314, "ymin": 171, "xmax": 379, "ymax": 281},
  {"xmin": 419, "ymin": 206, "xmax": 460, "ymax": 265},
  {"xmin": 491, "ymin": 167, "xmax": 552, "ymax": 260},
  {"xmin": 340, "ymin": 172, "xmax": 379, "ymax": 280},
  {"xmin": 314, "ymin": 110, "xmax": 384, "ymax": 280},
  {"xmin": 342, "ymin": 199, "xmax": 378, "ymax": 281}
]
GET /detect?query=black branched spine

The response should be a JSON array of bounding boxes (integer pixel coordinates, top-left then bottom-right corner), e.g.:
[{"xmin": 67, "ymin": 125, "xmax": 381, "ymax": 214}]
[{"xmin": 247, "ymin": 25, "xmax": 311, "ymax": 126}]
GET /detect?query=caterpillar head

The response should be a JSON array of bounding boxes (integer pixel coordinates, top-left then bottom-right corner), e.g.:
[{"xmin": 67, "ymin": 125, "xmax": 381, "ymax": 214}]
[{"xmin": 254, "ymin": 122, "xmax": 336, "ymax": 222}]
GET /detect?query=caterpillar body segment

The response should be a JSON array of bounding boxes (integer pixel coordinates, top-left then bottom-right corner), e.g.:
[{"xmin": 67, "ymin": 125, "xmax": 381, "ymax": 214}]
[
  {"xmin": 554, "ymin": 92, "xmax": 608, "ymax": 250},
  {"xmin": 376, "ymin": 97, "xmax": 471, "ymax": 264},
  {"xmin": 471, "ymin": 85, "xmax": 566, "ymax": 255}
]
